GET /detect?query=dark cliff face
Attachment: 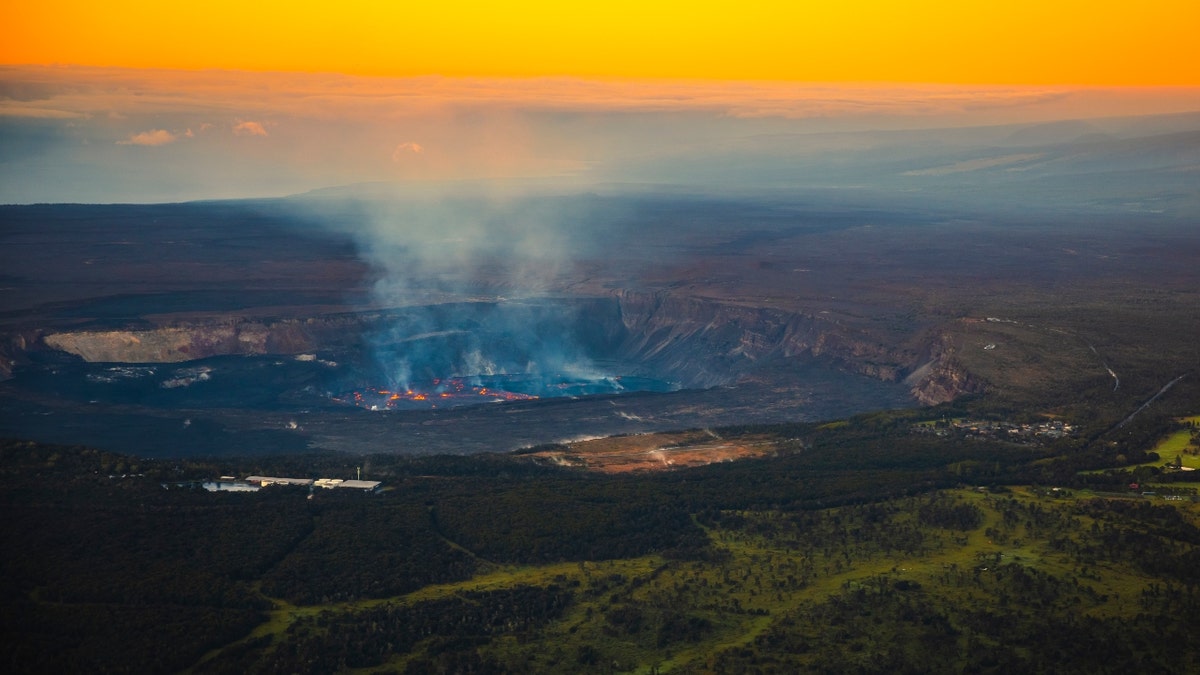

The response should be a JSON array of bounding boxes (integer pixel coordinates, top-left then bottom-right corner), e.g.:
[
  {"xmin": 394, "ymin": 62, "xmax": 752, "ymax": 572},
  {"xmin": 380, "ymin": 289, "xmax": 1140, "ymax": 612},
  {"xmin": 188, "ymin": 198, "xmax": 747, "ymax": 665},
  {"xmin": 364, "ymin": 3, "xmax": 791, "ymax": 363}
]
[
  {"xmin": 610, "ymin": 290, "xmax": 989, "ymax": 403},
  {"xmin": 902, "ymin": 332, "xmax": 990, "ymax": 406},
  {"xmin": 908, "ymin": 356, "xmax": 988, "ymax": 405},
  {"xmin": 21, "ymin": 293, "xmax": 987, "ymax": 404},
  {"xmin": 611, "ymin": 290, "xmax": 920, "ymax": 388},
  {"xmin": 0, "ymin": 332, "xmax": 38, "ymax": 381}
]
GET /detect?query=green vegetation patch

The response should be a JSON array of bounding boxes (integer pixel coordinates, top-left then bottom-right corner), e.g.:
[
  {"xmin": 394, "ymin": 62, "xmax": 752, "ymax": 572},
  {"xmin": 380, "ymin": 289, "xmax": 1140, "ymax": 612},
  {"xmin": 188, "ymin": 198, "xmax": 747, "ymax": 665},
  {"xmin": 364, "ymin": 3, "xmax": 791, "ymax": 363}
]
[
  {"xmin": 1150, "ymin": 428, "xmax": 1200, "ymax": 469},
  {"xmin": 1110, "ymin": 415, "xmax": 1200, "ymax": 474},
  {"xmin": 7, "ymin": 402, "xmax": 1200, "ymax": 674}
]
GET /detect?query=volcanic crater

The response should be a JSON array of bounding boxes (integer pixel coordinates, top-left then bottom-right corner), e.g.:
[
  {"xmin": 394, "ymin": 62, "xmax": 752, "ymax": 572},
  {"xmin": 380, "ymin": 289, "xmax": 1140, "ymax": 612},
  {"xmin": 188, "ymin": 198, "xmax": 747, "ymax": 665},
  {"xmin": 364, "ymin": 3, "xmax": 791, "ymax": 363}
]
[
  {"xmin": 2, "ymin": 292, "xmax": 942, "ymax": 456},
  {"xmin": 0, "ymin": 197, "xmax": 1009, "ymax": 457}
]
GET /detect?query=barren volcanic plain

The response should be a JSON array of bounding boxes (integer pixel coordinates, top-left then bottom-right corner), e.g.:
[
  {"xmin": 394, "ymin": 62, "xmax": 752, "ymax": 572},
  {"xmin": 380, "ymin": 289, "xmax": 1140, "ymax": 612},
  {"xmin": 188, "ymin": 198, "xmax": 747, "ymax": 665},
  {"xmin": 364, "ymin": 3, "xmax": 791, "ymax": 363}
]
[
  {"xmin": 2, "ymin": 174, "xmax": 1198, "ymax": 460},
  {"xmin": 6, "ymin": 111, "xmax": 1200, "ymax": 674}
]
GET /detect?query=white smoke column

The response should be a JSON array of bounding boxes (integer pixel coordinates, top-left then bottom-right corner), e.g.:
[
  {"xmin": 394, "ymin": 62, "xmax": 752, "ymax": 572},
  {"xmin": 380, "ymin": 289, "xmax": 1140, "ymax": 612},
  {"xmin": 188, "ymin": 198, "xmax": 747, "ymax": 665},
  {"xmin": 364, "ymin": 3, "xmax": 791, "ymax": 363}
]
[
  {"xmin": 331, "ymin": 184, "xmax": 608, "ymax": 392},
  {"xmin": 357, "ymin": 185, "xmax": 579, "ymax": 304}
]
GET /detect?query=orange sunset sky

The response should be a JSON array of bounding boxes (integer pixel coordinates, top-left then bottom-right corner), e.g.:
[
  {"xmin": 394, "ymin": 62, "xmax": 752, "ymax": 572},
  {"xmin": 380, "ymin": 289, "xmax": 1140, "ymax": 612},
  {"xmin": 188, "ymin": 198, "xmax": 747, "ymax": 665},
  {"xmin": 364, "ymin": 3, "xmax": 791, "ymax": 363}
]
[
  {"xmin": 3, "ymin": 1, "xmax": 1199, "ymax": 203},
  {"xmin": 3, "ymin": 0, "xmax": 1198, "ymax": 85}
]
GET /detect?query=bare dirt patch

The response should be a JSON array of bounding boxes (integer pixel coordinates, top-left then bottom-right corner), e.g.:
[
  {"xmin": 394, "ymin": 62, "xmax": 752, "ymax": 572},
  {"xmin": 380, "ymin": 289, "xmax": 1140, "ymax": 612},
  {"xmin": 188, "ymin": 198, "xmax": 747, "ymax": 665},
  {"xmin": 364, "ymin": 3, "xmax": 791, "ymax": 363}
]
[{"xmin": 528, "ymin": 430, "xmax": 779, "ymax": 473}]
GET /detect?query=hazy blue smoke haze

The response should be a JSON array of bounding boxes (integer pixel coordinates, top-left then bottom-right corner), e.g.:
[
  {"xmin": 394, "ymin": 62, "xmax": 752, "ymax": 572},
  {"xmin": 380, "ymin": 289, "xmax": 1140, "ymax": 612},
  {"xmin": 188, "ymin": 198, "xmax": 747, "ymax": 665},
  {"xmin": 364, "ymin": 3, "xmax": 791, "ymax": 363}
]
[
  {"xmin": 294, "ymin": 187, "xmax": 626, "ymax": 394},
  {"xmin": 367, "ymin": 301, "xmax": 616, "ymax": 393}
]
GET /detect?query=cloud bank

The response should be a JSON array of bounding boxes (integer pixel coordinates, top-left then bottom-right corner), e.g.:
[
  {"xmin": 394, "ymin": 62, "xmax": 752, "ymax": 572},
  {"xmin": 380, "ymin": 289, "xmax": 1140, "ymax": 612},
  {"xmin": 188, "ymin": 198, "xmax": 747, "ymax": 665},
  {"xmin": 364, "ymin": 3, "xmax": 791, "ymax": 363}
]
[
  {"xmin": 2, "ymin": 65, "xmax": 1198, "ymax": 203},
  {"xmin": 6, "ymin": 67, "xmax": 1197, "ymax": 122}
]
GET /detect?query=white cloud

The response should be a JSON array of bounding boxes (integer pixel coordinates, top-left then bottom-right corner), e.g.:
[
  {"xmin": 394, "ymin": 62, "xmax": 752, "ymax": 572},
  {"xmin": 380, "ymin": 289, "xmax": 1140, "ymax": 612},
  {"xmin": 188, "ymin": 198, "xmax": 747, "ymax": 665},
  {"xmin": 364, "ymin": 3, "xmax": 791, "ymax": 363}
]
[
  {"xmin": 233, "ymin": 120, "xmax": 268, "ymax": 136},
  {"xmin": 117, "ymin": 129, "xmax": 177, "ymax": 146},
  {"xmin": 392, "ymin": 141, "xmax": 424, "ymax": 160}
]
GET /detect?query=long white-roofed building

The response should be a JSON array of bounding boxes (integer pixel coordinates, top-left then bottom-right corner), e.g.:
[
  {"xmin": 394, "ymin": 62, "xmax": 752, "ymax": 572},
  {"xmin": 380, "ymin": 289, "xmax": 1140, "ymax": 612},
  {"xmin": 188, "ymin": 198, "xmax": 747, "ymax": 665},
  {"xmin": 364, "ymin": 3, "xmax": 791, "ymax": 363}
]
[{"xmin": 244, "ymin": 476, "xmax": 314, "ymax": 487}]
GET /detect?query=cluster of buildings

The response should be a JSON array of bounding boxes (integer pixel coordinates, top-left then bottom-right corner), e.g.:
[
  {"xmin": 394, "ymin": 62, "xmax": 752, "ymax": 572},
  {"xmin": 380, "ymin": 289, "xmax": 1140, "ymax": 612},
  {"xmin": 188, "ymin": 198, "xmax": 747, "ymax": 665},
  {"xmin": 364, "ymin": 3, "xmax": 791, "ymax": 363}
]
[
  {"xmin": 916, "ymin": 419, "xmax": 1076, "ymax": 442},
  {"xmin": 202, "ymin": 474, "xmax": 382, "ymax": 493}
]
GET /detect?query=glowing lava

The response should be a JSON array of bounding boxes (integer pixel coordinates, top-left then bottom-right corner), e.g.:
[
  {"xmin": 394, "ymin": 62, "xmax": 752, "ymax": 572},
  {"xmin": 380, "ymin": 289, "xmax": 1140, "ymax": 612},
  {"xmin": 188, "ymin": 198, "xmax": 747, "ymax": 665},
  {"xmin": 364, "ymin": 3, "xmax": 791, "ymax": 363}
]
[{"xmin": 335, "ymin": 377, "xmax": 539, "ymax": 410}]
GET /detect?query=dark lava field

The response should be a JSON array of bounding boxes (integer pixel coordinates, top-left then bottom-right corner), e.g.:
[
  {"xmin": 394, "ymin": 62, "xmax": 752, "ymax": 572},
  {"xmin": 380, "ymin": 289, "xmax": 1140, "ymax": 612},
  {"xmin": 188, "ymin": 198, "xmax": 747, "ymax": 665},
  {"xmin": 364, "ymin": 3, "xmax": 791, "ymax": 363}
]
[{"xmin": 2, "ymin": 191, "xmax": 1198, "ymax": 457}]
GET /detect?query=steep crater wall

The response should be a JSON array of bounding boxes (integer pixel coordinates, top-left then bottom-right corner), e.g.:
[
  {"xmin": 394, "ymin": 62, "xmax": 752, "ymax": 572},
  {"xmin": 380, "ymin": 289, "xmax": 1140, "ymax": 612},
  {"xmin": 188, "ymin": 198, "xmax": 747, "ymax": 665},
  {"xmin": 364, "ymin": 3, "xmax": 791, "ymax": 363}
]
[
  {"xmin": 26, "ymin": 293, "xmax": 985, "ymax": 404},
  {"xmin": 611, "ymin": 291, "xmax": 913, "ymax": 387}
]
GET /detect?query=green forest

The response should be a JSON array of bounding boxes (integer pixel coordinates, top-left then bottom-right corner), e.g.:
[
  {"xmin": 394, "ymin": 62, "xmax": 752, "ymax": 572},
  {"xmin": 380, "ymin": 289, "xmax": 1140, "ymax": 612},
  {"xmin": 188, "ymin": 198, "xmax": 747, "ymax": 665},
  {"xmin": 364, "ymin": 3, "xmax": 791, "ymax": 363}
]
[{"xmin": 4, "ymin": 387, "xmax": 1200, "ymax": 673}]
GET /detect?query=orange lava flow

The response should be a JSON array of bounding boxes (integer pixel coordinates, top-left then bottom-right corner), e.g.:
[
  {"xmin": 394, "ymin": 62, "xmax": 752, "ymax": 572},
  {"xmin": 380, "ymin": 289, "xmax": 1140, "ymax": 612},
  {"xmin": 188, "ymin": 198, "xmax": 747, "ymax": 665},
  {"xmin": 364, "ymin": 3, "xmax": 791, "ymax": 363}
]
[{"xmin": 333, "ymin": 377, "xmax": 539, "ymax": 410}]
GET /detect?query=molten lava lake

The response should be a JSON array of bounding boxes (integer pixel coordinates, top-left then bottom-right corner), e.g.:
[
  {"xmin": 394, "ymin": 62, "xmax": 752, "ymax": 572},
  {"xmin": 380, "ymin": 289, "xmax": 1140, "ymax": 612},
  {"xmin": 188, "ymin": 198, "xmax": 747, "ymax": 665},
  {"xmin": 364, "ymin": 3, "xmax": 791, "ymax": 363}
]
[
  {"xmin": 4, "ymin": 353, "xmax": 676, "ymax": 413},
  {"xmin": 0, "ymin": 349, "xmax": 915, "ymax": 458},
  {"xmin": 0, "ymin": 298, "xmax": 917, "ymax": 457}
]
